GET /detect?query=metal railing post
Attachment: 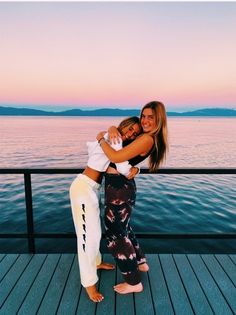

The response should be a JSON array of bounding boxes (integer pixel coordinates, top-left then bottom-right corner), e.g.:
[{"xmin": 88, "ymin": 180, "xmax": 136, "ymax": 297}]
[{"xmin": 24, "ymin": 172, "xmax": 35, "ymax": 253}]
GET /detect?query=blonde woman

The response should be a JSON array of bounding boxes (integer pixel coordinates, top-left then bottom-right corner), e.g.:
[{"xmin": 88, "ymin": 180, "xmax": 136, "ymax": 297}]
[{"xmin": 97, "ymin": 101, "xmax": 168, "ymax": 294}]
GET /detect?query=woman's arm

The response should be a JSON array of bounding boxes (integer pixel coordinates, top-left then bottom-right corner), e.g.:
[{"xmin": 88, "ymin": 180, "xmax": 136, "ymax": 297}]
[
  {"xmin": 103, "ymin": 132, "xmax": 134, "ymax": 177},
  {"xmin": 97, "ymin": 133, "xmax": 153, "ymax": 163}
]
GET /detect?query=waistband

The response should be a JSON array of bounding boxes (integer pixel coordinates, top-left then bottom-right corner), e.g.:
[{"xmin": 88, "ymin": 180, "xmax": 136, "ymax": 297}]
[
  {"xmin": 105, "ymin": 173, "xmax": 135, "ymax": 183},
  {"xmin": 77, "ymin": 174, "xmax": 101, "ymax": 190}
]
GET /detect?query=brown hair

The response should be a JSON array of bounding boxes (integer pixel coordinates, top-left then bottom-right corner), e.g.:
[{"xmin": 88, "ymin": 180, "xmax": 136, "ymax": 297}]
[
  {"xmin": 140, "ymin": 101, "xmax": 168, "ymax": 171},
  {"xmin": 117, "ymin": 116, "xmax": 141, "ymax": 134}
]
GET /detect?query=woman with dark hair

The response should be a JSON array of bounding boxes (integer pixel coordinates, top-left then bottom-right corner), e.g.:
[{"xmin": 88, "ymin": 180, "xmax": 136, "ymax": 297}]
[{"xmin": 96, "ymin": 101, "xmax": 168, "ymax": 294}]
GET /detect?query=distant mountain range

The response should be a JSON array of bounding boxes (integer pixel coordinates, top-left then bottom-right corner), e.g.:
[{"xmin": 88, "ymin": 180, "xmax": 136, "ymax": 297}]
[{"xmin": 0, "ymin": 106, "xmax": 235, "ymax": 117}]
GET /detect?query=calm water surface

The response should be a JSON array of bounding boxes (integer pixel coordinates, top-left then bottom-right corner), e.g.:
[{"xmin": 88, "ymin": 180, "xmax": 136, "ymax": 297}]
[
  {"xmin": 0, "ymin": 116, "xmax": 235, "ymax": 252},
  {"xmin": 1, "ymin": 116, "xmax": 236, "ymax": 168}
]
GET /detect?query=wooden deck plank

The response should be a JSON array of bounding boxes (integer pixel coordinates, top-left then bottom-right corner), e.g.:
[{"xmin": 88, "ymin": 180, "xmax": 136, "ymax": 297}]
[
  {"xmin": 76, "ymin": 279, "xmax": 97, "ymax": 315},
  {"xmin": 229, "ymin": 254, "xmax": 236, "ymax": 265},
  {"xmin": 134, "ymin": 273, "xmax": 155, "ymax": 315},
  {"xmin": 1, "ymin": 253, "xmax": 236, "ymax": 315},
  {"xmin": 0, "ymin": 254, "xmax": 6, "ymax": 263},
  {"xmin": 160, "ymin": 254, "xmax": 194, "ymax": 315},
  {"xmin": 57, "ymin": 255, "xmax": 81, "ymax": 315},
  {"xmin": 0, "ymin": 254, "xmax": 32, "ymax": 308},
  {"xmin": 17, "ymin": 254, "xmax": 61, "ymax": 315},
  {"xmin": 215, "ymin": 255, "xmax": 236, "ymax": 286},
  {"xmin": 75, "ymin": 256, "xmax": 106, "ymax": 314},
  {"xmin": 202, "ymin": 254, "xmax": 236, "ymax": 314},
  {"xmin": 115, "ymin": 264, "xmax": 135, "ymax": 315},
  {"xmin": 0, "ymin": 254, "xmax": 47, "ymax": 314},
  {"xmin": 37, "ymin": 253, "xmax": 74, "ymax": 315},
  {"xmin": 134, "ymin": 260, "xmax": 155, "ymax": 315},
  {"xmin": 174, "ymin": 254, "xmax": 214, "ymax": 315},
  {"xmin": 0, "ymin": 254, "xmax": 19, "ymax": 282},
  {"xmin": 96, "ymin": 254, "xmax": 116, "ymax": 315},
  {"xmin": 188, "ymin": 254, "xmax": 234, "ymax": 315},
  {"xmin": 148, "ymin": 254, "xmax": 174, "ymax": 315}
]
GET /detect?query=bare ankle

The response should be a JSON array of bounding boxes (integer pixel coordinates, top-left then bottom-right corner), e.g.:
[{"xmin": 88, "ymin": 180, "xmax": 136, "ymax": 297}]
[
  {"xmin": 138, "ymin": 262, "xmax": 149, "ymax": 272},
  {"xmin": 85, "ymin": 285, "xmax": 104, "ymax": 303}
]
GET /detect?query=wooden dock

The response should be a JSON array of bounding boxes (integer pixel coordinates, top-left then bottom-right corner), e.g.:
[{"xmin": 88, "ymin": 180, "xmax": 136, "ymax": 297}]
[{"xmin": 0, "ymin": 253, "xmax": 236, "ymax": 315}]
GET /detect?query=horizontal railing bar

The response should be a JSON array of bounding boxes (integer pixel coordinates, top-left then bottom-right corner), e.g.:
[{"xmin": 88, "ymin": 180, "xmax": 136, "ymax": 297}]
[
  {"xmin": 1, "ymin": 233, "xmax": 236, "ymax": 239},
  {"xmin": 0, "ymin": 234, "xmax": 29, "ymax": 238},
  {"xmin": 1, "ymin": 168, "xmax": 235, "ymax": 252},
  {"xmin": 135, "ymin": 233, "xmax": 236, "ymax": 239},
  {"xmin": 0, "ymin": 168, "xmax": 236, "ymax": 174}
]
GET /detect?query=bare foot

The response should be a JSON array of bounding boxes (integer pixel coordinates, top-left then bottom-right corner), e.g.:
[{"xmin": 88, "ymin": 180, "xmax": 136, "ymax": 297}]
[
  {"xmin": 97, "ymin": 262, "xmax": 115, "ymax": 270},
  {"xmin": 138, "ymin": 263, "xmax": 149, "ymax": 272},
  {"xmin": 113, "ymin": 282, "xmax": 143, "ymax": 294},
  {"xmin": 85, "ymin": 285, "xmax": 104, "ymax": 303}
]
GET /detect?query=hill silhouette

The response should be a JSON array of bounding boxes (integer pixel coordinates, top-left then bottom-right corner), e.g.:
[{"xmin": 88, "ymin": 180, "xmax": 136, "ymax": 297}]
[{"xmin": 0, "ymin": 106, "xmax": 235, "ymax": 117}]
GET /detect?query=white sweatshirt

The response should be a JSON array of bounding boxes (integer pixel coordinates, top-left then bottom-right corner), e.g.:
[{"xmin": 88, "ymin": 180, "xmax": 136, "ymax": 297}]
[{"xmin": 86, "ymin": 133, "xmax": 131, "ymax": 176}]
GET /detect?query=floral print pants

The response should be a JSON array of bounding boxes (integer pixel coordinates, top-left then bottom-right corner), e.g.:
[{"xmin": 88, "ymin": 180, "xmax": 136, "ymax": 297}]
[{"xmin": 104, "ymin": 174, "xmax": 146, "ymax": 285}]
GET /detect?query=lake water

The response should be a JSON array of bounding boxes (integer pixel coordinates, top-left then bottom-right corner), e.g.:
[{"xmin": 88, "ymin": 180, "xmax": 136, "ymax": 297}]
[{"xmin": 0, "ymin": 116, "xmax": 235, "ymax": 253}]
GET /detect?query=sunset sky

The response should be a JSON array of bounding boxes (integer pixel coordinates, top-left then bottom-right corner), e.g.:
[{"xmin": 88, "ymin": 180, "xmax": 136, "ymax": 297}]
[{"xmin": 0, "ymin": 2, "xmax": 236, "ymax": 111}]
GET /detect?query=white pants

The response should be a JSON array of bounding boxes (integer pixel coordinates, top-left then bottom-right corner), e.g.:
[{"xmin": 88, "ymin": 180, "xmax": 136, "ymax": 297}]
[{"xmin": 70, "ymin": 174, "xmax": 102, "ymax": 287}]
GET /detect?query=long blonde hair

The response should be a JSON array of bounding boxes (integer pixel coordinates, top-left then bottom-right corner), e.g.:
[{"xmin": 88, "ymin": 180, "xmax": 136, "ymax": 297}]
[{"xmin": 140, "ymin": 101, "xmax": 168, "ymax": 171}]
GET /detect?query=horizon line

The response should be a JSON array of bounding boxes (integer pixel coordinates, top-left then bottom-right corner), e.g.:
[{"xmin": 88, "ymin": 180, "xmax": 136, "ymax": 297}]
[{"xmin": 0, "ymin": 104, "xmax": 236, "ymax": 114}]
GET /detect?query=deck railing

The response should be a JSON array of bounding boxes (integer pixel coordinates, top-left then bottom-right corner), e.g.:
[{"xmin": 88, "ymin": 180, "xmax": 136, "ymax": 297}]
[{"xmin": 0, "ymin": 168, "xmax": 236, "ymax": 253}]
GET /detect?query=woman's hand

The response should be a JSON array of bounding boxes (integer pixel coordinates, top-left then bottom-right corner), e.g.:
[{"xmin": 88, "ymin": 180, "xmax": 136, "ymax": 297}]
[
  {"xmin": 126, "ymin": 167, "xmax": 140, "ymax": 180},
  {"xmin": 96, "ymin": 131, "xmax": 106, "ymax": 142},
  {"xmin": 108, "ymin": 126, "xmax": 121, "ymax": 144}
]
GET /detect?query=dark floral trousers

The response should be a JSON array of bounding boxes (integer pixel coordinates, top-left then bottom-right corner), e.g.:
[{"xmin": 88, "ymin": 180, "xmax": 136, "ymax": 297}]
[{"xmin": 104, "ymin": 174, "xmax": 146, "ymax": 285}]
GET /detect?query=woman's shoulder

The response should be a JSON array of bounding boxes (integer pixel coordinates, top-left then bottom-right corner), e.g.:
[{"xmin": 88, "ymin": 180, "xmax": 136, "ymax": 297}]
[
  {"xmin": 133, "ymin": 134, "xmax": 154, "ymax": 154},
  {"xmin": 137, "ymin": 133, "xmax": 154, "ymax": 143},
  {"xmin": 135, "ymin": 133, "xmax": 154, "ymax": 152}
]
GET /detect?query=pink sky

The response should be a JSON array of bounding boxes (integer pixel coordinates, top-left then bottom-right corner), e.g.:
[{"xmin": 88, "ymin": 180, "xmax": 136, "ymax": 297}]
[{"xmin": 0, "ymin": 2, "xmax": 236, "ymax": 111}]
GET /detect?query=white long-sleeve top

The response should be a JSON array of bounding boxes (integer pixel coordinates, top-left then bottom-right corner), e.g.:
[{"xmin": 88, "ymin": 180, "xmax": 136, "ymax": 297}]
[{"xmin": 86, "ymin": 133, "xmax": 131, "ymax": 176}]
